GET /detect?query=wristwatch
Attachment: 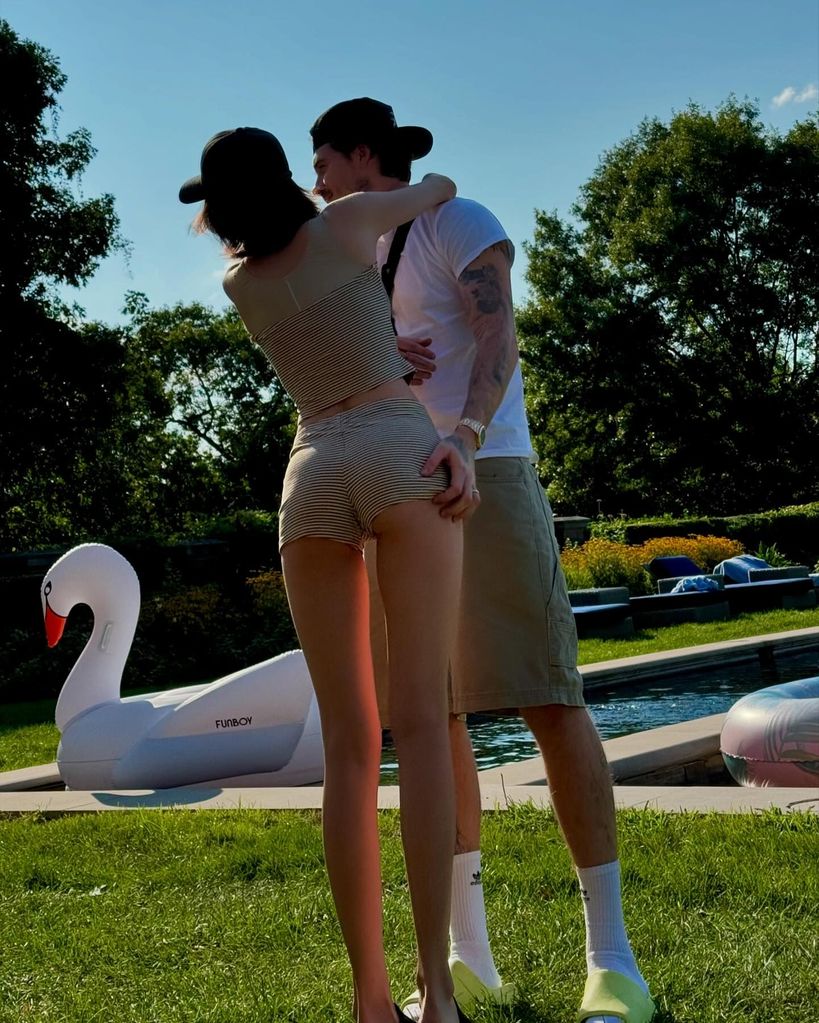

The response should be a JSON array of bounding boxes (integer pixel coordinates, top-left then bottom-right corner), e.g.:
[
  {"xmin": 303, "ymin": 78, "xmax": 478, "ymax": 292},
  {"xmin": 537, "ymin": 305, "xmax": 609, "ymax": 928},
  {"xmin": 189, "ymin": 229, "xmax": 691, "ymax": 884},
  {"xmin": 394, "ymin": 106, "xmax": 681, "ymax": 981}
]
[{"xmin": 457, "ymin": 417, "xmax": 487, "ymax": 450}]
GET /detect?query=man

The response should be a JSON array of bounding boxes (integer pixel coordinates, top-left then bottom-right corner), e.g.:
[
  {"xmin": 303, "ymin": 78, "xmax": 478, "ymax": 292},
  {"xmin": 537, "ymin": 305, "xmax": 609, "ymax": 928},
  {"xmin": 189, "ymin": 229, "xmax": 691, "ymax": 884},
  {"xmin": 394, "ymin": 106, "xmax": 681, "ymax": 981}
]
[{"xmin": 310, "ymin": 98, "xmax": 655, "ymax": 1023}]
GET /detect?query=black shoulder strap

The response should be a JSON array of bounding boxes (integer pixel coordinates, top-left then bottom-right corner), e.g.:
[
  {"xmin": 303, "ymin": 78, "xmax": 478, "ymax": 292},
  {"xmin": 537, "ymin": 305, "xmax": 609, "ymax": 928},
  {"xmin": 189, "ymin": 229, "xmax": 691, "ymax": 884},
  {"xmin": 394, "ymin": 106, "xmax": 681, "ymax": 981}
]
[{"xmin": 380, "ymin": 219, "xmax": 415, "ymax": 300}]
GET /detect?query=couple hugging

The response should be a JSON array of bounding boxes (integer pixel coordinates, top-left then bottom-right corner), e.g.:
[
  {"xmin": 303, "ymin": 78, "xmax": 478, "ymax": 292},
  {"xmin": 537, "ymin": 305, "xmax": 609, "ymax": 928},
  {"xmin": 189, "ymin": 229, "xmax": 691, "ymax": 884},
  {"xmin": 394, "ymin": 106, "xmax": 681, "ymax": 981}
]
[{"xmin": 179, "ymin": 97, "xmax": 654, "ymax": 1023}]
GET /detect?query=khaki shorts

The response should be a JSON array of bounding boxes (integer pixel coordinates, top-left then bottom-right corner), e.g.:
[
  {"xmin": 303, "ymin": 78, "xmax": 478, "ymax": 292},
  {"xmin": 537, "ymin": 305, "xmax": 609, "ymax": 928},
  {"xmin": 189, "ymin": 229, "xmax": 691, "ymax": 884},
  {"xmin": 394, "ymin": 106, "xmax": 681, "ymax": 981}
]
[{"xmin": 368, "ymin": 457, "xmax": 585, "ymax": 724}]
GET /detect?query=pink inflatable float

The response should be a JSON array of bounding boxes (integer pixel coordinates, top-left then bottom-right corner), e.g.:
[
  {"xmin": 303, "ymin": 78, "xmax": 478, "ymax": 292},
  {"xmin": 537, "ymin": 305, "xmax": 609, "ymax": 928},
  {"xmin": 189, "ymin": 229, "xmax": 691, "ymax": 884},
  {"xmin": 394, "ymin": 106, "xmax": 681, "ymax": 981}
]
[{"xmin": 720, "ymin": 677, "xmax": 819, "ymax": 787}]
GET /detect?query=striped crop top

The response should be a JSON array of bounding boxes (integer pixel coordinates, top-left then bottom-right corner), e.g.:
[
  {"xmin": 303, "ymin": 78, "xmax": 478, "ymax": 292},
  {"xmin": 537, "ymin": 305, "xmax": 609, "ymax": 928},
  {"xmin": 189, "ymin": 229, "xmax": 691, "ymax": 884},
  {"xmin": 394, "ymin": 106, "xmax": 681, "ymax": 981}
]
[{"xmin": 223, "ymin": 215, "xmax": 413, "ymax": 417}]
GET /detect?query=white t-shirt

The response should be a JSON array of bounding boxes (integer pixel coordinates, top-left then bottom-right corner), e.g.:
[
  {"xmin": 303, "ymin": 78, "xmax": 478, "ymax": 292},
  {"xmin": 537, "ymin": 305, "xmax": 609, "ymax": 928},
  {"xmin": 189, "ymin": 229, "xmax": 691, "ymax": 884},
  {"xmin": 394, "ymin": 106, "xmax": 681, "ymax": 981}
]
[{"xmin": 376, "ymin": 197, "xmax": 535, "ymax": 460}]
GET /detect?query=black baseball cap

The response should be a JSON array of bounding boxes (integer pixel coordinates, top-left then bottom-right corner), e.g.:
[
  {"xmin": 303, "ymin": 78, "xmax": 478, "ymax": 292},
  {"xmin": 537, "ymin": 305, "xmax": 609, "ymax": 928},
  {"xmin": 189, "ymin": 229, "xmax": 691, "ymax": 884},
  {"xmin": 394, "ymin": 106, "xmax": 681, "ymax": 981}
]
[
  {"xmin": 178, "ymin": 127, "xmax": 292, "ymax": 204},
  {"xmin": 310, "ymin": 98, "xmax": 433, "ymax": 160}
]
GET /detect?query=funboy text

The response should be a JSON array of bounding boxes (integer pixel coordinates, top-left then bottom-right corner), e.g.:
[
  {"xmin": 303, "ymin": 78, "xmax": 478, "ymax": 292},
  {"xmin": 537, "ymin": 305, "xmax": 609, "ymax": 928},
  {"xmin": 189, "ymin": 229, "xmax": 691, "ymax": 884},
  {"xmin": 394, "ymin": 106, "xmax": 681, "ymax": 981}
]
[{"xmin": 215, "ymin": 716, "xmax": 253, "ymax": 729}]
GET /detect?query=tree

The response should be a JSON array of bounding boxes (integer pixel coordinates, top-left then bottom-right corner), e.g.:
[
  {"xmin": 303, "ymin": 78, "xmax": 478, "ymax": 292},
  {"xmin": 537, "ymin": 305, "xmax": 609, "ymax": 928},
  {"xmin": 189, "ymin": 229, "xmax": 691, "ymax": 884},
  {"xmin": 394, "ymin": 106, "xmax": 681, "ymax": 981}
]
[
  {"xmin": 0, "ymin": 20, "xmax": 120, "ymax": 305},
  {"xmin": 0, "ymin": 21, "xmax": 292, "ymax": 551},
  {"xmin": 123, "ymin": 294, "xmax": 297, "ymax": 513},
  {"xmin": 0, "ymin": 22, "xmax": 227, "ymax": 549},
  {"xmin": 0, "ymin": 20, "xmax": 124, "ymax": 547},
  {"xmin": 518, "ymin": 98, "xmax": 819, "ymax": 517}
]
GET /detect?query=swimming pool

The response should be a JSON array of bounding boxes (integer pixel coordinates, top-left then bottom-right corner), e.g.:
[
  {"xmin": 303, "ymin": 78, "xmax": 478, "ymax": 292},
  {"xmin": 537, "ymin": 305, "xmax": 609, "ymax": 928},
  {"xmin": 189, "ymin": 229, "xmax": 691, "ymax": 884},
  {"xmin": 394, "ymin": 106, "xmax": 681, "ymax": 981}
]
[{"xmin": 380, "ymin": 647, "xmax": 819, "ymax": 780}]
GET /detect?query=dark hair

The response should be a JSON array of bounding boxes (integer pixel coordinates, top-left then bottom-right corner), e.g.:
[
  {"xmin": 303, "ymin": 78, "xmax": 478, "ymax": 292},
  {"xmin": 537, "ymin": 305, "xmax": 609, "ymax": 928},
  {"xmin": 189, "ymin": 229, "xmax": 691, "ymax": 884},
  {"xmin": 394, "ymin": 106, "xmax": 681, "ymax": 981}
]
[
  {"xmin": 331, "ymin": 137, "xmax": 412, "ymax": 182},
  {"xmin": 194, "ymin": 178, "xmax": 320, "ymax": 258}
]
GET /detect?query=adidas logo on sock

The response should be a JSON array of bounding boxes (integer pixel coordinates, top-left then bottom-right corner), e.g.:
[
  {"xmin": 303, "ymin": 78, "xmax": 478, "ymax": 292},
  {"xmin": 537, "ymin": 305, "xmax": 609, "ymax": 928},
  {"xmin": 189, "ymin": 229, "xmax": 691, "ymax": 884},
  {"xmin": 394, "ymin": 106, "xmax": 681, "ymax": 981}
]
[{"xmin": 471, "ymin": 870, "xmax": 482, "ymax": 886}]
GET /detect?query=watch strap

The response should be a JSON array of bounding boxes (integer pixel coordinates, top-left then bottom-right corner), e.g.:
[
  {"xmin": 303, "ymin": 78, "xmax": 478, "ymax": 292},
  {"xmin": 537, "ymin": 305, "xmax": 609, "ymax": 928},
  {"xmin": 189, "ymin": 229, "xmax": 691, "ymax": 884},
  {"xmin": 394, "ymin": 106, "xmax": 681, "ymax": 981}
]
[{"xmin": 458, "ymin": 417, "xmax": 486, "ymax": 449}]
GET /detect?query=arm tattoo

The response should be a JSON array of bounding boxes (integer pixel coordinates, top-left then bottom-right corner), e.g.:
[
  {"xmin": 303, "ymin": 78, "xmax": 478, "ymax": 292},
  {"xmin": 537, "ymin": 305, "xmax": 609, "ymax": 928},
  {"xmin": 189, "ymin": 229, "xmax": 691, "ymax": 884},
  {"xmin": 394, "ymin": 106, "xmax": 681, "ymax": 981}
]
[
  {"xmin": 456, "ymin": 243, "xmax": 517, "ymax": 426},
  {"xmin": 457, "ymin": 264, "xmax": 503, "ymax": 314}
]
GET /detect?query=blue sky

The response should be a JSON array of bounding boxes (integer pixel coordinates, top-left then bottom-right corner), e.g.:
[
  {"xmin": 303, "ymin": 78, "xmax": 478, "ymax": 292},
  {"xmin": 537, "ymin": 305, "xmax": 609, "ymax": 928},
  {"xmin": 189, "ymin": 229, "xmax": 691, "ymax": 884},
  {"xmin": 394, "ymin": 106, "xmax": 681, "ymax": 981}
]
[{"xmin": 4, "ymin": 0, "xmax": 818, "ymax": 323}]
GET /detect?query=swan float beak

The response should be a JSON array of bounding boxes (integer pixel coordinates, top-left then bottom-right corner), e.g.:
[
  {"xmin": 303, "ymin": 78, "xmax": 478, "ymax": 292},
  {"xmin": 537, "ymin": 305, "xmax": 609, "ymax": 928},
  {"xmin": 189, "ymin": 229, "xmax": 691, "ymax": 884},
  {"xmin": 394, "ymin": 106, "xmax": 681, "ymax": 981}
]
[{"xmin": 45, "ymin": 602, "xmax": 68, "ymax": 648}]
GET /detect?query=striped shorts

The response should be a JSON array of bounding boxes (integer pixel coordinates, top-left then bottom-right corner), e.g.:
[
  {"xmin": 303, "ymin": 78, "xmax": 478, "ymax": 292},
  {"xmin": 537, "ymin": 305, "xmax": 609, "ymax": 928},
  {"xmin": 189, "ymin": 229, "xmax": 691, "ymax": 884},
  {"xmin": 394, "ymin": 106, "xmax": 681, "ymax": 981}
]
[{"xmin": 278, "ymin": 398, "xmax": 449, "ymax": 550}]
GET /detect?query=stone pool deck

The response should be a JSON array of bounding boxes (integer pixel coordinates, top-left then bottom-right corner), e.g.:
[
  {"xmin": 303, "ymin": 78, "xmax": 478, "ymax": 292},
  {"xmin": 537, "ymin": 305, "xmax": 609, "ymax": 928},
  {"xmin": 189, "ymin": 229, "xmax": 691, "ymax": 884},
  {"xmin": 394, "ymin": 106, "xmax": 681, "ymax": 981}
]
[
  {"xmin": 0, "ymin": 732, "xmax": 813, "ymax": 810},
  {"xmin": 2, "ymin": 713, "xmax": 816, "ymax": 816},
  {"xmin": 2, "ymin": 626, "xmax": 817, "ymax": 816},
  {"xmin": 578, "ymin": 623, "xmax": 819, "ymax": 689}
]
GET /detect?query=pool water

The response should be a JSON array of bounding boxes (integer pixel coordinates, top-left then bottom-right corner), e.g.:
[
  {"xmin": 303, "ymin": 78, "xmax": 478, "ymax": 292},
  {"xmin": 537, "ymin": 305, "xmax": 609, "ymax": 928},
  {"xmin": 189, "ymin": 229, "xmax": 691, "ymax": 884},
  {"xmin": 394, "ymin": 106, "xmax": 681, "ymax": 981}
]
[{"xmin": 380, "ymin": 647, "xmax": 819, "ymax": 781}]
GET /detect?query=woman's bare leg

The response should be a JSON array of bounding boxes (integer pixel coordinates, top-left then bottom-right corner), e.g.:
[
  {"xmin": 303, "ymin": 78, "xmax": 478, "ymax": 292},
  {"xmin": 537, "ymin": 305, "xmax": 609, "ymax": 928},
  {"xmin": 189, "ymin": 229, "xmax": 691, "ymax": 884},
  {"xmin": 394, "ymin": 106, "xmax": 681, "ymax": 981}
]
[
  {"xmin": 281, "ymin": 537, "xmax": 393, "ymax": 1023},
  {"xmin": 373, "ymin": 502, "xmax": 463, "ymax": 1023}
]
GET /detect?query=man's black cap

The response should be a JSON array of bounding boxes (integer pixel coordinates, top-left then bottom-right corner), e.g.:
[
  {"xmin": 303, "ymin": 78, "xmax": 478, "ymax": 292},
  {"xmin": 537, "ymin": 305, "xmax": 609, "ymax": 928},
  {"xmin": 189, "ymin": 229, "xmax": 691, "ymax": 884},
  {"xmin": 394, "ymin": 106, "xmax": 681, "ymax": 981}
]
[
  {"xmin": 310, "ymin": 98, "xmax": 433, "ymax": 160},
  {"xmin": 178, "ymin": 127, "xmax": 292, "ymax": 204}
]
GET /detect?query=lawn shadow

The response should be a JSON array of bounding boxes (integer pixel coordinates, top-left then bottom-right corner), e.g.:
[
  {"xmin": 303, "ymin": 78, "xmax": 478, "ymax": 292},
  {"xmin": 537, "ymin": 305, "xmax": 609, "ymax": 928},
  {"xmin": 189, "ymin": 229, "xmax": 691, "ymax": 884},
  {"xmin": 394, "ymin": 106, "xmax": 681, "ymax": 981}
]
[{"xmin": 91, "ymin": 787, "xmax": 224, "ymax": 807}]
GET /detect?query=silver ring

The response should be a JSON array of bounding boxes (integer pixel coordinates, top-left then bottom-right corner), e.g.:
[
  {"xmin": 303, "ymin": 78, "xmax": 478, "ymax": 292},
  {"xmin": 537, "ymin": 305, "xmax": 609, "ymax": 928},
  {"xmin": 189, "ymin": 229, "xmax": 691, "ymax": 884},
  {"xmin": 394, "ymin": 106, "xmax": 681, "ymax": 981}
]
[{"xmin": 472, "ymin": 488, "xmax": 480, "ymax": 496}]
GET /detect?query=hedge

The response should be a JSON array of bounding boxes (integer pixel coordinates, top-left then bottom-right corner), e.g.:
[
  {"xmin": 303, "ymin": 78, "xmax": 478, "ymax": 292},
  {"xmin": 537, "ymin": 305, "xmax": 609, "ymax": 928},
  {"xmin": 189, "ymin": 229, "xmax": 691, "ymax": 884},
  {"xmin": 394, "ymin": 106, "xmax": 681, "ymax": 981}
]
[
  {"xmin": 590, "ymin": 503, "xmax": 819, "ymax": 566},
  {"xmin": 0, "ymin": 511, "xmax": 290, "ymax": 705}
]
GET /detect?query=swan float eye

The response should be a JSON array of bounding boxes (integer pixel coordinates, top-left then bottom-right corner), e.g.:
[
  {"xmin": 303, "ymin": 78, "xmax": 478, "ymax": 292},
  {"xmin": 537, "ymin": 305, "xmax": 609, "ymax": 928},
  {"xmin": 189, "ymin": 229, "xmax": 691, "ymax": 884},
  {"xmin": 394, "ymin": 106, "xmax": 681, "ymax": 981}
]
[{"xmin": 43, "ymin": 579, "xmax": 68, "ymax": 647}]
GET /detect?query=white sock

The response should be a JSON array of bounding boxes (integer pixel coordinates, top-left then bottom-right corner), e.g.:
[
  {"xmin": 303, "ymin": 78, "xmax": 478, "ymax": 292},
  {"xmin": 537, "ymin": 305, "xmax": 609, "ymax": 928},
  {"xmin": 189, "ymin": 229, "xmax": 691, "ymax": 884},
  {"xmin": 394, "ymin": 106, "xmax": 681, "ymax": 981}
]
[
  {"xmin": 449, "ymin": 851, "xmax": 503, "ymax": 988},
  {"xmin": 577, "ymin": 861, "xmax": 648, "ymax": 994}
]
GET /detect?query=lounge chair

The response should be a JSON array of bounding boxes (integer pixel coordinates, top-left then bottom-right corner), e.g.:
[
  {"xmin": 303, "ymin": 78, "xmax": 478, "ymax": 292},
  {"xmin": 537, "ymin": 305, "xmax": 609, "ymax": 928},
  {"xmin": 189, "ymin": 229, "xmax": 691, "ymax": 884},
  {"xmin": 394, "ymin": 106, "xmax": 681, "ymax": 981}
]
[
  {"xmin": 712, "ymin": 556, "xmax": 816, "ymax": 612},
  {"xmin": 646, "ymin": 554, "xmax": 816, "ymax": 614},
  {"xmin": 633, "ymin": 555, "xmax": 730, "ymax": 627}
]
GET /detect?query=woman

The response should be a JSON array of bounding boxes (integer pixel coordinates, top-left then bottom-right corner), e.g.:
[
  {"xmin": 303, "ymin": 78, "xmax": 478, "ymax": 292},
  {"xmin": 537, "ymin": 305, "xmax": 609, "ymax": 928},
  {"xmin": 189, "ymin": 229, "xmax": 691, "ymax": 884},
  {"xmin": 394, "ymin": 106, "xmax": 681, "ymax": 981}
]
[{"xmin": 179, "ymin": 127, "xmax": 473, "ymax": 1023}]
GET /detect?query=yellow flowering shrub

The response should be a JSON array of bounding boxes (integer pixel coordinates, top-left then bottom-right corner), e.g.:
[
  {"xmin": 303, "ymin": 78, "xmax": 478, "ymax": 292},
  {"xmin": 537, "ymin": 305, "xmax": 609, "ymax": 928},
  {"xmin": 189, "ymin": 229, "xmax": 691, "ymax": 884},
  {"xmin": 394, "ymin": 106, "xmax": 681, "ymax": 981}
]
[
  {"xmin": 641, "ymin": 535, "xmax": 743, "ymax": 567},
  {"xmin": 561, "ymin": 537, "xmax": 647, "ymax": 592},
  {"xmin": 560, "ymin": 543, "xmax": 595, "ymax": 591},
  {"xmin": 144, "ymin": 584, "xmax": 223, "ymax": 636},
  {"xmin": 246, "ymin": 570, "xmax": 290, "ymax": 618}
]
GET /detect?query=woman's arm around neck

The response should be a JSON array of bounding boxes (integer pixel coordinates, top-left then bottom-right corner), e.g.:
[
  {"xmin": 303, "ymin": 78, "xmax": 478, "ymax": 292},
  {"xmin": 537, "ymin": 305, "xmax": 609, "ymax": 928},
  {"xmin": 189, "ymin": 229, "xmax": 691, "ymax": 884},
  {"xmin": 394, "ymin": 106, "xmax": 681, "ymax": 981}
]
[{"xmin": 322, "ymin": 174, "xmax": 456, "ymax": 264}]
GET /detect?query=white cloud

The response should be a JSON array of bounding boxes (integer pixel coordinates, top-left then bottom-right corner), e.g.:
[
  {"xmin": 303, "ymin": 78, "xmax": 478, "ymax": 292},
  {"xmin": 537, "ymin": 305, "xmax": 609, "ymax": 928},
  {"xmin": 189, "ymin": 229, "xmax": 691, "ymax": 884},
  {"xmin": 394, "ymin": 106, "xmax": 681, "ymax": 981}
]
[
  {"xmin": 773, "ymin": 86, "xmax": 797, "ymax": 108},
  {"xmin": 772, "ymin": 83, "xmax": 818, "ymax": 108}
]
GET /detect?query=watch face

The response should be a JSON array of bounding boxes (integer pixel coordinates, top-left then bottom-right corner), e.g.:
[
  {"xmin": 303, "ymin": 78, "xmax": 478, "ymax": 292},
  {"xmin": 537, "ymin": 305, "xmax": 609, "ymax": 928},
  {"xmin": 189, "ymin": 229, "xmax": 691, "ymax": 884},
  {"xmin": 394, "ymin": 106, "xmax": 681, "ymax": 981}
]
[{"xmin": 478, "ymin": 425, "xmax": 487, "ymax": 447}]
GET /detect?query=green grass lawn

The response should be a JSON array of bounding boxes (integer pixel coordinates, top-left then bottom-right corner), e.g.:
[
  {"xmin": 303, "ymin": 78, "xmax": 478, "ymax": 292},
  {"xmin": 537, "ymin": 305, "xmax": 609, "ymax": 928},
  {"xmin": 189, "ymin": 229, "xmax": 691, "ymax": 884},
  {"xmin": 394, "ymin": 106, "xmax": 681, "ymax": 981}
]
[
  {"xmin": 577, "ymin": 605, "xmax": 819, "ymax": 664},
  {"xmin": 2, "ymin": 607, "xmax": 818, "ymax": 774},
  {"xmin": 0, "ymin": 806, "xmax": 816, "ymax": 1022}
]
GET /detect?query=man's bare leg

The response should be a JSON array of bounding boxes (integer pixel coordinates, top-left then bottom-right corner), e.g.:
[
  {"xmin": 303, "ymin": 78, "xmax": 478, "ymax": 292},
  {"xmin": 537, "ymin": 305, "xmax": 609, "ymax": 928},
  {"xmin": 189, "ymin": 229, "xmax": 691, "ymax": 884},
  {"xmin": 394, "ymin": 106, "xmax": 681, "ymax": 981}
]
[
  {"xmin": 449, "ymin": 704, "xmax": 649, "ymax": 1023},
  {"xmin": 522, "ymin": 703, "xmax": 648, "ymax": 1011},
  {"xmin": 522, "ymin": 704, "xmax": 616, "ymax": 866}
]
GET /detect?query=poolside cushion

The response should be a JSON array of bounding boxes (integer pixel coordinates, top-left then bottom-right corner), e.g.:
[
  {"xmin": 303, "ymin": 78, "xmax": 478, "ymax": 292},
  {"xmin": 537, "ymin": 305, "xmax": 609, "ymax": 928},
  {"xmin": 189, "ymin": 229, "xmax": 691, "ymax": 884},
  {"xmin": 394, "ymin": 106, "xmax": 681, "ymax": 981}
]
[
  {"xmin": 713, "ymin": 555, "xmax": 769, "ymax": 583},
  {"xmin": 569, "ymin": 587, "xmax": 631, "ymax": 607},
  {"xmin": 630, "ymin": 589, "xmax": 730, "ymax": 628},
  {"xmin": 571, "ymin": 602, "xmax": 634, "ymax": 638},
  {"xmin": 571, "ymin": 603, "xmax": 631, "ymax": 619},
  {"xmin": 630, "ymin": 590, "xmax": 728, "ymax": 612},
  {"xmin": 724, "ymin": 576, "xmax": 816, "ymax": 612},
  {"xmin": 644, "ymin": 555, "xmax": 703, "ymax": 579}
]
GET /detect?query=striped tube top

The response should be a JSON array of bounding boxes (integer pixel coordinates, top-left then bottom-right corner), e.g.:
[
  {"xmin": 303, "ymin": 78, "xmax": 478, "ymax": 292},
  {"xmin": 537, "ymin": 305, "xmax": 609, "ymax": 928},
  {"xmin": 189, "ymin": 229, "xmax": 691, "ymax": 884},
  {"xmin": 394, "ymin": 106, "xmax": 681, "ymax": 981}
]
[{"xmin": 243, "ymin": 263, "xmax": 413, "ymax": 418}]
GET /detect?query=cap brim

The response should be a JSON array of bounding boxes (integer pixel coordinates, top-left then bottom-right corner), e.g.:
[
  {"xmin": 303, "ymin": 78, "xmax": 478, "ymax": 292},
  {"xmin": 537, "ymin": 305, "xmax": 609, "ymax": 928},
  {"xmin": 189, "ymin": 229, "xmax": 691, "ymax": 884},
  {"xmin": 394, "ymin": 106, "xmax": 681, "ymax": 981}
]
[
  {"xmin": 179, "ymin": 175, "xmax": 206, "ymax": 204},
  {"xmin": 396, "ymin": 126, "xmax": 433, "ymax": 160}
]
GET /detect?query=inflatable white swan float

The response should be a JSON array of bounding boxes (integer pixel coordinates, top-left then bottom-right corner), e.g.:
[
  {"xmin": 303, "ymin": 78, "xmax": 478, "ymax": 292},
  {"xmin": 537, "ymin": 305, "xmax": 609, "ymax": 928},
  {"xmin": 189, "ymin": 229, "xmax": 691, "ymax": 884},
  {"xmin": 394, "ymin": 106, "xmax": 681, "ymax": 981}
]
[{"xmin": 42, "ymin": 544, "xmax": 323, "ymax": 790}]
